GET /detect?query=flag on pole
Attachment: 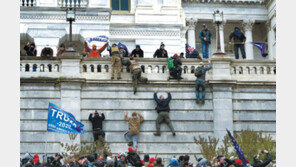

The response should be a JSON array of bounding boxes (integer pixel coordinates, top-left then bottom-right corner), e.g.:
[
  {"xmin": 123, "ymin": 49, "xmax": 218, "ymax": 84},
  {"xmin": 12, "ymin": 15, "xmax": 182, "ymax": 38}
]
[
  {"xmin": 226, "ymin": 129, "xmax": 248, "ymax": 165},
  {"xmin": 250, "ymin": 42, "xmax": 268, "ymax": 57},
  {"xmin": 117, "ymin": 42, "xmax": 129, "ymax": 53},
  {"xmin": 47, "ymin": 103, "xmax": 86, "ymax": 134}
]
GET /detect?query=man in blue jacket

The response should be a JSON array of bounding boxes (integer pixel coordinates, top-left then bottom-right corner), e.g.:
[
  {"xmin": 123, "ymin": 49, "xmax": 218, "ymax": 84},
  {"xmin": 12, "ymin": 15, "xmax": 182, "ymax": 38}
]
[
  {"xmin": 195, "ymin": 60, "xmax": 212, "ymax": 104},
  {"xmin": 199, "ymin": 24, "xmax": 213, "ymax": 59},
  {"xmin": 153, "ymin": 90, "xmax": 175, "ymax": 136}
]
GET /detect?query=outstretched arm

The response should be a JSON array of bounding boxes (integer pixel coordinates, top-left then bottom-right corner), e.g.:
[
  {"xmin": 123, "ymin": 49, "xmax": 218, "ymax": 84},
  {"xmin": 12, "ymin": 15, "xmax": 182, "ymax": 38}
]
[
  {"xmin": 98, "ymin": 43, "xmax": 108, "ymax": 52},
  {"xmin": 138, "ymin": 112, "xmax": 144, "ymax": 123},
  {"xmin": 88, "ymin": 112, "xmax": 93, "ymax": 121},
  {"xmin": 101, "ymin": 112, "xmax": 105, "ymax": 121},
  {"xmin": 154, "ymin": 91, "xmax": 160, "ymax": 103},
  {"xmin": 124, "ymin": 112, "xmax": 129, "ymax": 121},
  {"xmin": 166, "ymin": 90, "xmax": 172, "ymax": 102}
]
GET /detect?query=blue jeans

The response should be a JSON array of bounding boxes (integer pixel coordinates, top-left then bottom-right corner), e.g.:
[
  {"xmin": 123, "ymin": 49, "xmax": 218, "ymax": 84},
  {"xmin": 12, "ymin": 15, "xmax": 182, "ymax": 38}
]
[
  {"xmin": 124, "ymin": 131, "xmax": 138, "ymax": 149},
  {"xmin": 201, "ymin": 43, "xmax": 210, "ymax": 59},
  {"xmin": 195, "ymin": 80, "xmax": 206, "ymax": 101}
]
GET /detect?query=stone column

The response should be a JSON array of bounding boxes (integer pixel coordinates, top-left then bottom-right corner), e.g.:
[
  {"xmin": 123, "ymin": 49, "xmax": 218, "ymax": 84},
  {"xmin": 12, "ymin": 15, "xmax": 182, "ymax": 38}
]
[
  {"xmin": 219, "ymin": 21, "xmax": 226, "ymax": 53},
  {"xmin": 266, "ymin": 21, "xmax": 274, "ymax": 60},
  {"xmin": 59, "ymin": 51, "xmax": 83, "ymax": 145},
  {"xmin": 186, "ymin": 18, "xmax": 197, "ymax": 48},
  {"xmin": 210, "ymin": 56, "xmax": 235, "ymax": 146},
  {"xmin": 243, "ymin": 20, "xmax": 255, "ymax": 60}
]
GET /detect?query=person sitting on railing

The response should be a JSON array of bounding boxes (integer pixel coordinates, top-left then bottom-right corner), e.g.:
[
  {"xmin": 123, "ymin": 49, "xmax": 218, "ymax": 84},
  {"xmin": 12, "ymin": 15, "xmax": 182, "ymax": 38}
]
[
  {"xmin": 40, "ymin": 46, "xmax": 53, "ymax": 57},
  {"xmin": 168, "ymin": 54, "xmax": 183, "ymax": 81},
  {"xmin": 108, "ymin": 43, "xmax": 122, "ymax": 80},
  {"xmin": 229, "ymin": 27, "xmax": 246, "ymax": 59},
  {"xmin": 82, "ymin": 41, "xmax": 91, "ymax": 57},
  {"xmin": 89, "ymin": 42, "xmax": 108, "ymax": 58},
  {"xmin": 130, "ymin": 45, "xmax": 144, "ymax": 58},
  {"xmin": 119, "ymin": 47, "xmax": 131, "ymax": 72},
  {"xmin": 24, "ymin": 42, "xmax": 37, "ymax": 56},
  {"xmin": 186, "ymin": 47, "xmax": 202, "ymax": 60},
  {"xmin": 153, "ymin": 42, "xmax": 168, "ymax": 58},
  {"xmin": 194, "ymin": 60, "xmax": 212, "ymax": 104},
  {"xmin": 56, "ymin": 43, "xmax": 65, "ymax": 57},
  {"xmin": 129, "ymin": 57, "xmax": 148, "ymax": 94}
]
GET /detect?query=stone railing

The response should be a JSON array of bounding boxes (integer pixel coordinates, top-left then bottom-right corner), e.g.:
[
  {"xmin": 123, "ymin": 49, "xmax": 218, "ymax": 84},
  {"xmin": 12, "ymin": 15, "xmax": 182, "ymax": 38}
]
[
  {"xmin": 20, "ymin": 55, "xmax": 275, "ymax": 83},
  {"xmin": 20, "ymin": 0, "xmax": 36, "ymax": 6},
  {"xmin": 58, "ymin": 0, "xmax": 88, "ymax": 8}
]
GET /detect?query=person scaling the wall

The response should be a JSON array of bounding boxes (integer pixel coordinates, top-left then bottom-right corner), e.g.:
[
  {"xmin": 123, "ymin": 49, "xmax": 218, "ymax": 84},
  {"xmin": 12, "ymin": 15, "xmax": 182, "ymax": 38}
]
[
  {"xmin": 153, "ymin": 90, "xmax": 176, "ymax": 136},
  {"xmin": 124, "ymin": 112, "xmax": 144, "ymax": 151},
  {"xmin": 167, "ymin": 54, "xmax": 183, "ymax": 81},
  {"xmin": 88, "ymin": 110, "xmax": 105, "ymax": 142},
  {"xmin": 194, "ymin": 60, "xmax": 212, "ymax": 104},
  {"xmin": 129, "ymin": 57, "xmax": 148, "ymax": 94}
]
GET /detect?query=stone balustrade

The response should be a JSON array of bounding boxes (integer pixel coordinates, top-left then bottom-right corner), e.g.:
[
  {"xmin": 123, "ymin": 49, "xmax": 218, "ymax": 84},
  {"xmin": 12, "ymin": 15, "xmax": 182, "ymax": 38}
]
[
  {"xmin": 20, "ymin": 56, "xmax": 275, "ymax": 83},
  {"xmin": 20, "ymin": 0, "xmax": 36, "ymax": 7}
]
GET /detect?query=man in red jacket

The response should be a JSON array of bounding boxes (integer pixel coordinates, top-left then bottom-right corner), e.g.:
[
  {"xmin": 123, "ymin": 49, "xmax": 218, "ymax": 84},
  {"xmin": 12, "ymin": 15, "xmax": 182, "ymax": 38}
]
[{"xmin": 89, "ymin": 42, "xmax": 108, "ymax": 57}]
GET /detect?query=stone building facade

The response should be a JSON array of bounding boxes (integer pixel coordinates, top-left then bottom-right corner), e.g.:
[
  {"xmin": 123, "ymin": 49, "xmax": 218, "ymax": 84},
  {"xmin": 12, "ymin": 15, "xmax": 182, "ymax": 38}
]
[{"xmin": 20, "ymin": 0, "xmax": 276, "ymax": 59}]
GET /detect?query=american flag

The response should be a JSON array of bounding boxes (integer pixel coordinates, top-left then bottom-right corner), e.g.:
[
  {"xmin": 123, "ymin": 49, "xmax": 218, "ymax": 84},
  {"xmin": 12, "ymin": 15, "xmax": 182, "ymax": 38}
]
[{"xmin": 226, "ymin": 129, "xmax": 248, "ymax": 165}]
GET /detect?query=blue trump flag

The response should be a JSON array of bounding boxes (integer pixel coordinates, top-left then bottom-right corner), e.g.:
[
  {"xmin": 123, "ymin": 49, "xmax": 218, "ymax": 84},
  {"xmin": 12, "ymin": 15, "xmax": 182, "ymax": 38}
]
[
  {"xmin": 47, "ymin": 103, "xmax": 86, "ymax": 134},
  {"xmin": 251, "ymin": 42, "xmax": 268, "ymax": 57},
  {"xmin": 87, "ymin": 35, "xmax": 109, "ymax": 43},
  {"xmin": 226, "ymin": 129, "xmax": 248, "ymax": 165}
]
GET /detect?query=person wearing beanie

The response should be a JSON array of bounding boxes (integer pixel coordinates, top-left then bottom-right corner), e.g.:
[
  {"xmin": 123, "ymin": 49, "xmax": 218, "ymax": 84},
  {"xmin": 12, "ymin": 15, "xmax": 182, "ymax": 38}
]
[
  {"xmin": 129, "ymin": 57, "xmax": 148, "ymax": 94},
  {"xmin": 168, "ymin": 54, "xmax": 183, "ymax": 81},
  {"xmin": 199, "ymin": 24, "xmax": 213, "ymax": 59},
  {"xmin": 127, "ymin": 147, "xmax": 142, "ymax": 167},
  {"xmin": 229, "ymin": 26, "xmax": 246, "ymax": 59},
  {"xmin": 117, "ymin": 153, "xmax": 128, "ymax": 167},
  {"xmin": 107, "ymin": 43, "xmax": 122, "ymax": 80},
  {"xmin": 130, "ymin": 45, "xmax": 144, "ymax": 58},
  {"xmin": 153, "ymin": 90, "xmax": 175, "ymax": 136},
  {"xmin": 153, "ymin": 42, "xmax": 168, "ymax": 58},
  {"xmin": 124, "ymin": 112, "xmax": 144, "ymax": 150},
  {"xmin": 194, "ymin": 60, "xmax": 212, "ymax": 104},
  {"xmin": 167, "ymin": 158, "xmax": 179, "ymax": 167},
  {"xmin": 89, "ymin": 42, "xmax": 108, "ymax": 58},
  {"xmin": 40, "ymin": 46, "xmax": 53, "ymax": 57},
  {"xmin": 88, "ymin": 110, "xmax": 106, "ymax": 142}
]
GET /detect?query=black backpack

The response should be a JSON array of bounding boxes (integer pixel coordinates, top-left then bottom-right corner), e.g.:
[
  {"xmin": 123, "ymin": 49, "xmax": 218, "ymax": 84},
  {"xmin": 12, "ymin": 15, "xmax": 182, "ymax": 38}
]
[
  {"xmin": 195, "ymin": 66, "xmax": 203, "ymax": 77},
  {"xmin": 127, "ymin": 152, "xmax": 142, "ymax": 167}
]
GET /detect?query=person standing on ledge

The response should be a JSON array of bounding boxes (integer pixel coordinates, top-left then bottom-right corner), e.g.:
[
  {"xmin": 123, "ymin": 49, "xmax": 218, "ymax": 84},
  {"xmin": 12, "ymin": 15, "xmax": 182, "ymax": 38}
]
[
  {"xmin": 199, "ymin": 24, "xmax": 213, "ymax": 59},
  {"xmin": 124, "ymin": 112, "xmax": 144, "ymax": 150},
  {"xmin": 89, "ymin": 42, "xmax": 108, "ymax": 58},
  {"xmin": 108, "ymin": 43, "xmax": 122, "ymax": 80},
  {"xmin": 194, "ymin": 60, "xmax": 212, "ymax": 104},
  {"xmin": 153, "ymin": 42, "xmax": 168, "ymax": 58},
  {"xmin": 88, "ymin": 110, "xmax": 105, "ymax": 142},
  {"xmin": 153, "ymin": 90, "xmax": 176, "ymax": 136},
  {"xmin": 229, "ymin": 27, "xmax": 246, "ymax": 59}
]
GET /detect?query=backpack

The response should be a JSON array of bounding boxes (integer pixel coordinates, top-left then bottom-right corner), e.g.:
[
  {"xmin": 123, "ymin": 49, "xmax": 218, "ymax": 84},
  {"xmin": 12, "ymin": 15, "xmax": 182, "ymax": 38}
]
[
  {"xmin": 195, "ymin": 66, "xmax": 203, "ymax": 77},
  {"xmin": 127, "ymin": 152, "xmax": 142, "ymax": 167},
  {"xmin": 167, "ymin": 58, "xmax": 175, "ymax": 69}
]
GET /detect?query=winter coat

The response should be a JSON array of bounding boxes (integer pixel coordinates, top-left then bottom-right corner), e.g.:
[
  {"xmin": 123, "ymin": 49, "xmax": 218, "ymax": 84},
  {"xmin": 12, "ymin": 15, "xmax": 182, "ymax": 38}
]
[
  {"xmin": 154, "ymin": 93, "xmax": 172, "ymax": 113},
  {"xmin": 195, "ymin": 64, "xmax": 212, "ymax": 82},
  {"xmin": 153, "ymin": 48, "xmax": 168, "ymax": 58},
  {"xmin": 24, "ymin": 45, "xmax": 37, "ymax": 56},
  {"xmin": 129, "ymin": 59, "xmax": 141, "ymax": 71},
  {"xmin": 127, "ymin": 151, "xmax": 142, "ymax": 167},
  {"xmin": 89, "ymin": 43, "xmax": 108, "ymax": 57},
  {"xmin": 125, "ymin": 115, "xmax": 144, "ymax": 135},
  {"xmin": 131, "ymin": 49, "xmax": 144, "ymax": 58},
  {"xmin": 229, "ymin": 31, "xmax": 246, "ymax": 44},
  {"xmin": 41, "ymin": 47, "xmax": 53, "ymax": 57},
  {"xmin": 88, "ymin": 113, "xmax": 105, "ymax": 130},
  {"xmin": 172, "ymin": 57, "xmax": 182, "ymax": 67},
  {"xmin": 252, "ymin": 153, "xmax": 272, "ymax": 167},
  {"xmin": 33, "ymin": 163, "xmax": 41, "ymax": 167},
  {"xmin": 199, "ymin": 29, "xmax": 213, "ymax": 44}
]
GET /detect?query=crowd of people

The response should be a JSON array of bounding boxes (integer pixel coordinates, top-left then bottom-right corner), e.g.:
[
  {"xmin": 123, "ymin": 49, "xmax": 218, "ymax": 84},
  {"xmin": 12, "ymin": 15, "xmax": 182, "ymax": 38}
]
[{"xmin": 20, "ymin": 148, "xmax": 274, "ymax": 167}]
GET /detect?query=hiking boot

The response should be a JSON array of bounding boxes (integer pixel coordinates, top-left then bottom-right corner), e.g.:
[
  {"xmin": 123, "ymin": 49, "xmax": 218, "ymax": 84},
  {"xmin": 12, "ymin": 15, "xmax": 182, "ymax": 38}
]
[
  {"xmin": 201, "ymin": 100, "xmax": 205, "ymax": 104},
  {"xmin": 195, "ymin": 100, "xmax": 200, "ymax": 104},
  {"xmin": 111, "ymin": 77, "xmax": 114, "ymax": 80},
  {"xmin": 153, "ymin": 132, "xmax": 161, "ymax": 136},
  {"xmin": 172, "ymin": 132, "xmax": 176, "ymax": 136},
  {"xmin": 127, "ymin": 142, "xmax": 133, "ymax": 146},
  {"xmin": 117, "ymin": 77, "xmax": 122, "ymax": 80}
]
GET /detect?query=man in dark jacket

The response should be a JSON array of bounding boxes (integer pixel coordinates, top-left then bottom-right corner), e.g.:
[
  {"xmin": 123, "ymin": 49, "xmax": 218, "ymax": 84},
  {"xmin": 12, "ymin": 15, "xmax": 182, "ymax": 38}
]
[
  {"xmin": 153, "ymin": 90, "xmax": 175, "ymax": 136},
  {"xmin": 127, "ymin": 148, "xmax": 143, "ymax": 167},
  {"xmin": 252, "ymin": 150, "xmax": 272, "ymax": 167},
  {"xmin": 199, "ymin": 24, "xmax": 213, "ymax": 59},
  {"xmin": 195, "ymin": 60, "xmax": 212, "ymax": 104},
  {"xmin": 89, "ymin": 110, "xmax": 106, "ymax": 142},
  {"xmin": 229, "ymin": 27, "xmax": 246, "ymax": 59},
  {"xmin": 24, "ymin": 42, "xmax": 37, "ymax": 56},
  {"xmin": 41, "ymin": 46, "xmax": 53, "ymax": 57},
  {"xmin": 153, "ymin": 42, "xmax": 168, "ymax": 58},
  {"xmin": 168, "ymin": 54, "xmax": 183, "ymax": 81},
  {"xmin": 130, "ymin": 45, "xmax": 144, "ymax": 58}
]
